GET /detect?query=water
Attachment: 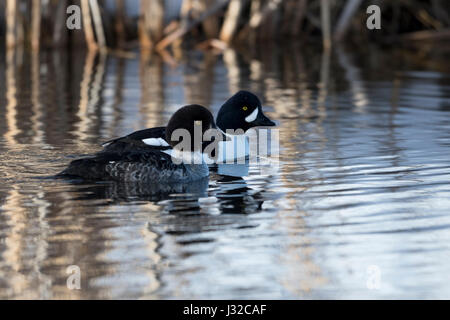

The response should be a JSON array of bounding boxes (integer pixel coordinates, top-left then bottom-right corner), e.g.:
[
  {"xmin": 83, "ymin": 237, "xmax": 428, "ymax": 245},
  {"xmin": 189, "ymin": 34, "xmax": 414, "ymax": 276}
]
[{"xmin": 0, "ymin": 42, "xmax": 450, "ymax": 299}]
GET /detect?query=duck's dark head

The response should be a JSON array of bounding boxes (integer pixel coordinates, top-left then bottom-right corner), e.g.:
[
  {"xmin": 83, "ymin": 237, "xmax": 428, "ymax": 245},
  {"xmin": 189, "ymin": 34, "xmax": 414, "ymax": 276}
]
[
  {"xmin": 165, "ymin": 104, "xmax": 215, "ymax": 152},
  {"xmin": 216, "ymin": 90, "xmax": 276, "ymax": 133}
]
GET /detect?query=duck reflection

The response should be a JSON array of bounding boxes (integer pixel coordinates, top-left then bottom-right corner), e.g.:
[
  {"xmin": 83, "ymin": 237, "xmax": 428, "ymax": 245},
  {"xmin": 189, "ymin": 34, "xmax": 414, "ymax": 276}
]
[
  {"xmin": 65, "ymin": 177, "xmax": 210, "ymax": 203},
  {"xmin": 212, "ymin": 174, "xmax": 264, "ymax": 215},
  {"xmin": 214, "ymin": 163, "xmax": 249, "ymax": 177},
  {"xmin": 60, "ymin": 166, "xmax": 265, "ymax": 216},
  {"xmin": 146, "ymin": 173, "xmax": 263, "ymax": 238}
]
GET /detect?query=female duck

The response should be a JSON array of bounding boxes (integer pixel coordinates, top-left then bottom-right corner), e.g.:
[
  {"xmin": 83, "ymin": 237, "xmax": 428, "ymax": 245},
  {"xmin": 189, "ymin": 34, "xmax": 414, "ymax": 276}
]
[{"xmin": 58, "ymin": 105, "xmax": 215, "ymax": 182}]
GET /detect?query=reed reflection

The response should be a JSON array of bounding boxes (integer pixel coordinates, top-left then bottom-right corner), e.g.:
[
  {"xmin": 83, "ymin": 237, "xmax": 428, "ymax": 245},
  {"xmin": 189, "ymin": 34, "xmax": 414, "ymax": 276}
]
[
  {"xmin": 0, "ymin": 47, "xmax": 167, "ymax": 299},
  {"xmin": 74, "ymin": 51, "xmax": 106, "ymax": 144},
  {"xmin": 5, "ymin": 47, "xmax": 19, "ymax": 145},
  {"xmin": 139, "ymin": 52, "xmax": 165, "ymax": 129}
]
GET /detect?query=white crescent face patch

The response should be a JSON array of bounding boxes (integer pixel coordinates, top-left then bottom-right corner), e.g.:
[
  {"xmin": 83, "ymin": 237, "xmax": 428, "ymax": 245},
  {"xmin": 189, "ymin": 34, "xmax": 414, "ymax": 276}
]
[
  {"xmin": 142, "ymin": 138, "xmax": 170, "ymax": 147},
  {"xmin": 245, "ymin": 108, "xmax": 259, "ymax": 123}
]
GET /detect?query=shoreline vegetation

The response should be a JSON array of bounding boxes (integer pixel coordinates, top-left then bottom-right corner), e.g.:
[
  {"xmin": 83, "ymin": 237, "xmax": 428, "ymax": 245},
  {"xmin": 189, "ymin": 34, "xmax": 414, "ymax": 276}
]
[{"xmin": 0, "ymin": 0, "xmax": 449, "ymax": 55}]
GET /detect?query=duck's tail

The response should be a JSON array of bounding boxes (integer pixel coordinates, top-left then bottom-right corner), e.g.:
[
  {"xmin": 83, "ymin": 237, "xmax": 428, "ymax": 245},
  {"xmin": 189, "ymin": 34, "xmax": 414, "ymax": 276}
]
[{"xmin": 56, "ymin": 157, "xmax": 109, "ymax": 180}]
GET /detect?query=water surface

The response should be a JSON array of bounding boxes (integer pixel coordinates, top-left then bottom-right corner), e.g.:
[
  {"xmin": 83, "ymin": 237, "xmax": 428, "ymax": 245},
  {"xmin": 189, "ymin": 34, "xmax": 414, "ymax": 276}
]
[{"xmin": 0, "ymin": 42, "xmax": 450, "ymax": 299}]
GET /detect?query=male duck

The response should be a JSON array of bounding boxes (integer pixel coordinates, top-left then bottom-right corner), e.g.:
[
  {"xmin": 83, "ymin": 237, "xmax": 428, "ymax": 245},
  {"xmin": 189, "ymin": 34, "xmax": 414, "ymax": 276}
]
[{"xmin": 101, "ymin": 91, "xmax": 276, "ymax": 162}]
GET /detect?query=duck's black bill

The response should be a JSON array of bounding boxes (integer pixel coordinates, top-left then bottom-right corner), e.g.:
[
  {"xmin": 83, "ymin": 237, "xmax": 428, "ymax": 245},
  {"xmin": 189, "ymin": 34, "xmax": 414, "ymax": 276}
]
[{"xmin": 251, "ymin": 111, "xmax": 276, "ymax": 127}]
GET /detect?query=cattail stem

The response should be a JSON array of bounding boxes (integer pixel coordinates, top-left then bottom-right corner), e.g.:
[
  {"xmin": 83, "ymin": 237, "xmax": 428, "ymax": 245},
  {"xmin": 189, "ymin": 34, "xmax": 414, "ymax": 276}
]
[
  {"xmin": 53, "ymin": 0, "xmax": 68, "ymax": 47},
  {"xmin": 320, "ymin": 0, "xmax": 332, "ymax": 49},
  {"xmin": 6, "ymin": 0, "xmax": 17, "ymax": 48},
  {"xmin": 334, "ymin": 0, "xmax": 363, "ymax": 41},
  {"xmin": 139, "ymin": 0, "xmax": 165, "ymax": 50},
  {"xmin": 139, "ymin": 0, "xmax": 152, "ymax": 49},
  {"xmin": 31, "ymin": 0, "xmax": 42, "ymax": 50},
  {"xmin": 156, "ymin": 0, "xmax": 229, "ymax": 51},
  {"xmin": 201, "ymin": 0, "xmax": 220, "ymax": 38},
  {"xmin": 90, "ymin": 0, "xmax": 107, "ymax": 52},
  {"xmin": 220, "ymin": 0, "xmax": 247, "ymax": 43},
  {"xmin": 81, "ymin": 0, "xmax": 98, "ymax": 51}
]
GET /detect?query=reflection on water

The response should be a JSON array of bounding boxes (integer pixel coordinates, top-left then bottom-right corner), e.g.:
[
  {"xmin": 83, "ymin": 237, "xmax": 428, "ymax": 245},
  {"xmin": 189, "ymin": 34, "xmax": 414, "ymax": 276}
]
[{"xmin": 0, "ymin": 42, "xmax": 450, "ymax": 299}]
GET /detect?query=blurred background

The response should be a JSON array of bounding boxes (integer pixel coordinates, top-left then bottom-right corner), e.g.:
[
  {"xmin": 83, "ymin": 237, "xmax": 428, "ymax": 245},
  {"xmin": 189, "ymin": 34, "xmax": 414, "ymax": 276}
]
[
  {"xmin": 0, "ymin": 0, "xmax": 450, "ymax": 299},
  {"xmin": 1, "ymin": 0, "xmax": 450, "ymax": 50}
]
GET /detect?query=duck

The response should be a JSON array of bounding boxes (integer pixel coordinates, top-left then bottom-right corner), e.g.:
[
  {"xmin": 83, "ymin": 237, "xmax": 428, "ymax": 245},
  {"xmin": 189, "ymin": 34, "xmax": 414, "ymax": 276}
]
[
  {"xmin": 58, "ymin": 105, "xmax": 215, "ymax": 182},
  {"xmin": 101, "ymin": 91, "xmax": 276, "ymax": 163},
  {"xmin": 214, "ymin": 90, "xmax": 275, "ymax": 163}
]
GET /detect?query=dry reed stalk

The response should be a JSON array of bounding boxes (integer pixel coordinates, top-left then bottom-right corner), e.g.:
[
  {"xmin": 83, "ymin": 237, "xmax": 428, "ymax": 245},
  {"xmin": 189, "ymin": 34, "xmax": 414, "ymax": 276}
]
[
  {"xmin": 408, "ymin": 3, "xmax": 443, "ymax": 29},
  {"xmin": 139, "ymin": 0, "xmax": 152, "ymax": 49},
  {"xmin": 180, "ymin": 0, "xmax": 193, "ymax": 25},
  {"xmin": 53, "ymin": 0, "xmax": 69, "ymax": 47},
  {"xmin": 246, "ymin": 0, "xmax": 261, "ymax": 41},
  {"xmin": 334, "ymin": 0, "xmax": 362, "ymax": 41},
  {"xmin": 31, "ymin": 0, "xmax": 41, "ymax": 50},
  {"xmin": 90, "ymin": 0, "xmax": 107, "ymax": 52},
  {"xmin": 238, "ymin": 0, "xmax": 282, "ymax": 40},
  {"xmin": 6, "ymin": 0, "xmax": 17, "ymax": 48},
  {"xmin": 156, "ymin": 0, "xmax": 230, "ymax": 52},
  {"xmin": 200, "ymin": 0, "xmax": 220, "ymax": 38},
  {"xmin": 81, "ymin": 0, "xmax": 98, "ymax": 51},
  {"xmin": 139, "ymin": 0, "xmax": 165, "ymax": 50},
  {"xmin": 320, "ymin": 0, "xmax": 332, "ymax": 49},
  {"xmin": 220, "ymin": 0, "xmax": 248, "ymax": 43},
  {"xmin": 149, "ymin": 0, "xmax": 165, "ymax": 41},
  {"xmin": 264, "ymin": 0, "xmax": 282, "ymax": 39}
]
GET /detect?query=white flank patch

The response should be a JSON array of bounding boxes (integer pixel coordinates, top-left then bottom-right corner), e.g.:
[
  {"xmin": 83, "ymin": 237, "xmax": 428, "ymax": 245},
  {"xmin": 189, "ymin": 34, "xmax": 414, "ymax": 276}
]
[
  {"xmin": 245, "ymin": 108, "xmax": 259, "ymax": 123},
  {"xmin": 170, "ymin": 149, "xmax": 204, "ymax": 165},
  {"xmin": 142, "ymin": 138, "xmax": 170, "ymax": 147}
]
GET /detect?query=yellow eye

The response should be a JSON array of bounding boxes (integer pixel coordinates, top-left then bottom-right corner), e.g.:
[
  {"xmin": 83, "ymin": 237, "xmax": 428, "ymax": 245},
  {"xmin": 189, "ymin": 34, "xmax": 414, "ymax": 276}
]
[{"xmin": 242, "ymin": 106, "xmax": 248, "ymax": 111}]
